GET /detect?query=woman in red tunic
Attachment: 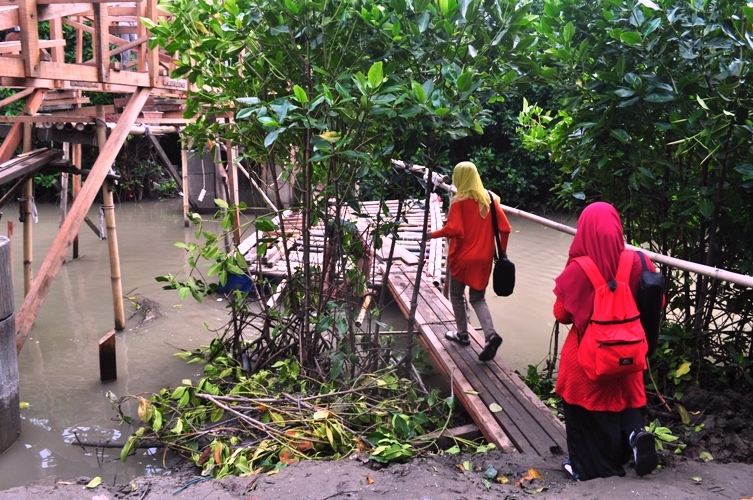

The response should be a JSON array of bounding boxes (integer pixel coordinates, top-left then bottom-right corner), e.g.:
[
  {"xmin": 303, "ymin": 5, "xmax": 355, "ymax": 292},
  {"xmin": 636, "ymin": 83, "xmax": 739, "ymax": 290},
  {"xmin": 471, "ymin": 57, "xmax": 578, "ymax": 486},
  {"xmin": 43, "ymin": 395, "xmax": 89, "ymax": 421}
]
[
  {"xmin": 553, "ymin": 202, "xmax": 658, "ymax": 480},
  {"xmin": 430, "ymin": 162, "xmax": 512, "ymax": 361}
]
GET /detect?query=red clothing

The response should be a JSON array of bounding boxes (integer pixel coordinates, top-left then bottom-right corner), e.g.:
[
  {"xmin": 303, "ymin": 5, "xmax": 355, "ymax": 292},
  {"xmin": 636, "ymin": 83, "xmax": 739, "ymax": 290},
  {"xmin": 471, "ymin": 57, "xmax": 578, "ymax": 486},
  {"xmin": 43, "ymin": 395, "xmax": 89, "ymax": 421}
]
[
  {"xmin": 554, "ymin": 296, "xmax": 647, "ymax": 412},
  {"xmin": 430, "ymin": 198, "xmax": 511, "ymax": 290},
  {"xmin": 552, "ymin": 202, "xmax": 655, "ymax": 412}
]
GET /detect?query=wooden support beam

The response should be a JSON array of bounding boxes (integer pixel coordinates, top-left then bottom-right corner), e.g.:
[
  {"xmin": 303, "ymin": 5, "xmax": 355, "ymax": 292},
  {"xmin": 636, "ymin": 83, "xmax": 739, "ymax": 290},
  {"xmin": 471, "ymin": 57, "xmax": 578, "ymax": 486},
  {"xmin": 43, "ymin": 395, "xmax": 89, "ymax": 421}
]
[
  {"xmin": 0, "ymin": 148, "xmax": 64, "ymax": 185},
  {"xmin": 0, "ymin": 89, "xmax": 45, "ymax": 164},
  {"xmin": 146, "ymin": 0, "xmax": 158, "ymax": 86},
  {"xmin": 0, "ymin": 88, "xmax": 33, "ymax": 110},
  {"xmin": 92, "ymin": 2, "xmax": 109, "ymax": 83},
  {"xmin": 0, "ymin": 38, "xmax": 66, "ymax": 55},
  {"xmin": 98, "ymin": 329, "xmax": 116, "ymax": 382},
  {"xmin": 17, "ymin": 0, "xmax": 40, "ymax": 77},
  {"xmin": 15, "ymin": 87, "xmax": 150, "ymax": 354},
  {"xmin": 48, "ymin": 19, "xmax": 64, "ymax": 64},
  {"xmin": 0, "ymin": 6, "xmax": 19, "ymax": 31},
  {"xmin": 146, "ymin": 132, "xmax": 181, "ymax": 187},
  {"xmin": 21, "ymin": 123, "xmax": 32, "ymax": 297}
]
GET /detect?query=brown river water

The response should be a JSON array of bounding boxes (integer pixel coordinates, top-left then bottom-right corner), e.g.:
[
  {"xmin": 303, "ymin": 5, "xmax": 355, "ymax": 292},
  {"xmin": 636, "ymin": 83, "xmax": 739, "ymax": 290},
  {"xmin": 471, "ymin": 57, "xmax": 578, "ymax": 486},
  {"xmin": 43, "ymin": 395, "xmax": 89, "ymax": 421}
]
[{"xmin": 0, "ymin": 199, "xmax": 574, "ymax": 490}]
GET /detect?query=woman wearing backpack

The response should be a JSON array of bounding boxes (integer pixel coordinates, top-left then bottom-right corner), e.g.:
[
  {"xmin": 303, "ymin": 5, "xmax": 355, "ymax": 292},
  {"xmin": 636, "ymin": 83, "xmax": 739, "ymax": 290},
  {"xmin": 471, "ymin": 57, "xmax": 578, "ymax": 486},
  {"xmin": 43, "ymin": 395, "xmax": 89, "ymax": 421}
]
[
  {"xmin": 553, "ymin": 202, "xmax": 659, "ymax": 481},
  {"xmin": 430, "ymin": 161, "xmax": 512, "ymax": 362}
]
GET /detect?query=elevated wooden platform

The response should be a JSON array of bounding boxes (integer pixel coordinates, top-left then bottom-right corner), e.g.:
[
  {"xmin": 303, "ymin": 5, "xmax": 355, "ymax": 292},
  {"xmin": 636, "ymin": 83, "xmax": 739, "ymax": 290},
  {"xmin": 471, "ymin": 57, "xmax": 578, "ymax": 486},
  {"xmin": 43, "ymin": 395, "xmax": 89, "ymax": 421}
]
[{"xmin": 387, "ymin": 263, "xmax": 567, "ymax": 457}]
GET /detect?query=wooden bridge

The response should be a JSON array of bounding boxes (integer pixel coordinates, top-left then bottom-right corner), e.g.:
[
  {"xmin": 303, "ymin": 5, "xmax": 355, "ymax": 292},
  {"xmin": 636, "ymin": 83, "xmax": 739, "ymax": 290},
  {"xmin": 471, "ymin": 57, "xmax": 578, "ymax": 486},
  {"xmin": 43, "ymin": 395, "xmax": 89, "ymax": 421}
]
[{"xmin": 239, "ymin": 196, "xmax": 567, "ymax": 457}]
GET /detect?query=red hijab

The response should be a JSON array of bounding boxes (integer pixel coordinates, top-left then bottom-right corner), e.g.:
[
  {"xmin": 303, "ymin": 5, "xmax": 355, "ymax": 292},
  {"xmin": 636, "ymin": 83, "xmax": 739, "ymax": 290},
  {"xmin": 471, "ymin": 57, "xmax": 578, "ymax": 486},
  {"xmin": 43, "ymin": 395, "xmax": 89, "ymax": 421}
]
[{"xmin": 554, "ymin": 202, "xmax": 626, "ymax": 333}]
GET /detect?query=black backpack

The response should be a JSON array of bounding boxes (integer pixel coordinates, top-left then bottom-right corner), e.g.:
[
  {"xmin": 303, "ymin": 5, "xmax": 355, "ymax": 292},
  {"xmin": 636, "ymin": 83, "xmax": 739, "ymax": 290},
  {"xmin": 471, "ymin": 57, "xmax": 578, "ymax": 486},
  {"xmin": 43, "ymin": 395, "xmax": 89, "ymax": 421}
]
[{"xmin": 636, "ymin": 252, "xmax": 665, "ymax": 356}]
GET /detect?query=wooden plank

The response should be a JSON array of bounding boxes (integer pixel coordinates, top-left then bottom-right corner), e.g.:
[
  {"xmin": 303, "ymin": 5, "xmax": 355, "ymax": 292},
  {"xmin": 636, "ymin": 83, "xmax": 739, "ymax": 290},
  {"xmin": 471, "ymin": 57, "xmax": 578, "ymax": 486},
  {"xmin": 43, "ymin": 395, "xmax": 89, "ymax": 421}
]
[
  {"xmin": 98, "ymin": 329, "xmax": 117, "ymax": 381},
  {"xmin": 37, "ymin": 3, "xmax": 92, "ymax": 22},
  {"xmin": 0, "ymin": 87, "xmax": 33, "ymax": 109},
  {"xmin": 389, "ymin": 264, "xmax": 567, "ymax": 456},
  {"xmin": 15, "ymin": 87, "xmax": 150, "ymax": 354},
  {"xmin": 0, "ymin": 6, "xmax": 18, "ymax": 31},
  {"xmin": 92, "ymin": 2, "xmax": 110, "ymax": 82},
  {"xmin": 0, "ymin": 148, "xmax": 63, "ymax": 185},
  {"xmin": 421, "ymin": 276, "xmax": 568, "ymax": 452},
  {"xmin": 388, "ymin": 267, "xmax": 531, "ymax": 451},
  {"xmin": 0, "ymin": 39, "xmax": 66, "ymax": 55},
  {"xmin": 18, "ymin": 0, "xmax": 40, "ymax": 77},
  {"xmin": 386, "ymin": 266, "xmax": 515, "ymax": 452},
  {"xmin": 0, "ymin": 88, "xmax": 45, "ymax": 167}
]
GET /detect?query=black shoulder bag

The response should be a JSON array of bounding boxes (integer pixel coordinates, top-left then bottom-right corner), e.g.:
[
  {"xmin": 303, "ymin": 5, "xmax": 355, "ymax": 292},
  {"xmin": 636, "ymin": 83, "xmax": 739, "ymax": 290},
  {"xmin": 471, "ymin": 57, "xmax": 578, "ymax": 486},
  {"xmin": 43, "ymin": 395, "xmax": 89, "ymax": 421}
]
[
  {"xmin": 488, "ymin": 192, "xmax": 515, "ymax": 297},
  {"xmin": 636, "ymin": 251, "xmax": 665, "ymax": 356}
]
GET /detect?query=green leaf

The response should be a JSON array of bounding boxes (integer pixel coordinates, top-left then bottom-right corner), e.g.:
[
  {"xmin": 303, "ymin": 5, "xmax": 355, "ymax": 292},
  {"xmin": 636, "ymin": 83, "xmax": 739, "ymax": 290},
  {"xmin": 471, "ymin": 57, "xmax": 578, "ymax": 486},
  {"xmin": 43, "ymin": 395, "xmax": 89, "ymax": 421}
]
[
  {"xmin": 562, "ymin": 22, "xmax": 575, "ymax": 44},
  {"xmin": 620, "ymin": 32, "xmax": 642, "ymax": 44},
  {"xmin": 412, "ymin": 81, "xmax": 426, "ymax": 103},
  {"xmin": 293, "ymin": 85, "xmax": 308, "ymax": 104},
  {"xmin": 696, "ymin": 95, "xmax": 709, "ymax": 110},
  {"xmin": 254, "ymin": 217, "xmax": 277, "ymax": 232},
  {"xmin": 744, "ymin": 6, "xmax": 753, "ymax": 25},
  {"xmin": 457, "ymin": 70, "xmax": 473, "ymax": 93},
  {"xmin": 215, "ymin": 198, "xmax": 229, "ymax": 209},
  {"xmin": 610, "ymin": 128, "xmax": 631, "ymax": 144},
  {"xmin": 264, "ymin": 129, "xmax": 282, "ymax": 148},
  {"xmin": 489, "ymin": 402, "xmax": 502, "ymax": 413},
  {"xmin": 368, "ymin": 61, "xmax": 384, "ymax": 89}
]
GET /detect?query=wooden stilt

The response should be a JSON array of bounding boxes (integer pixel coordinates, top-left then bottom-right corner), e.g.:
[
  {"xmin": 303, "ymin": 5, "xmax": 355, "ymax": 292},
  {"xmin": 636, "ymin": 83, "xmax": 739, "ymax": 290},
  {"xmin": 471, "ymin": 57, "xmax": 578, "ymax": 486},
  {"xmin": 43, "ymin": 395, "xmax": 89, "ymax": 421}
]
[
  {"xmin": 98, "ymin": 329, "xmax": 117, "ymax": 381},
  {"xmin": 22, "ymin": 123, "xmax": 33, "ymax": 297},
  {"xmin": 97, "ymin": 105, "xmax": 125, "ymax": 331},
  {"xmin": 59, "ymin": 143, "xmax": 69, "ymax": 230},
  {"xmin": 0, "ymin": 236, "xmax": 20, "ymax": 453},
  {"xmin": 71, "ymin": 143, "xmax": 82, "ymax": 258}
]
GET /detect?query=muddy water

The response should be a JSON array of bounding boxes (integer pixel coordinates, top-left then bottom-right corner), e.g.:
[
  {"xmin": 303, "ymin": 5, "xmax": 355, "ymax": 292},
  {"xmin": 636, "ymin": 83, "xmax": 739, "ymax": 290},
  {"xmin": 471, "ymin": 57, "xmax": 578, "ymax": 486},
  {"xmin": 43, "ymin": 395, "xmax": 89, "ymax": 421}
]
[{"xmin": 0, "ymin": 200, "xmax": 574, "ymax": 490}]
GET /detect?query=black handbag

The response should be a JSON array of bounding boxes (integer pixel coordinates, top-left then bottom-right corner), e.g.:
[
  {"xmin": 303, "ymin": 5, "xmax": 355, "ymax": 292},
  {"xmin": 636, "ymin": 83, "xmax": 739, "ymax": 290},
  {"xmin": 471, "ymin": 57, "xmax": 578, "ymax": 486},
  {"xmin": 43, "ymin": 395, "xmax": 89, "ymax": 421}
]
[{"xmin": 489, "ymin": 192, "xmax": 515, "ymax": 297}]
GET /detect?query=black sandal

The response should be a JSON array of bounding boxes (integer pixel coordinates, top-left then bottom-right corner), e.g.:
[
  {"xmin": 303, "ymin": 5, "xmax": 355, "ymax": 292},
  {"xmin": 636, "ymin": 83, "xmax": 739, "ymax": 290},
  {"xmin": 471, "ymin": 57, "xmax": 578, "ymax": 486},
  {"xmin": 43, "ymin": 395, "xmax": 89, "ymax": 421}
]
[
  {"xmin": 478, "ymin": 334, "xmax": 502, "ymax": 362},
  {"xmin": 445, "ymin": 331, "xmax": 470, "ymax": 346}
]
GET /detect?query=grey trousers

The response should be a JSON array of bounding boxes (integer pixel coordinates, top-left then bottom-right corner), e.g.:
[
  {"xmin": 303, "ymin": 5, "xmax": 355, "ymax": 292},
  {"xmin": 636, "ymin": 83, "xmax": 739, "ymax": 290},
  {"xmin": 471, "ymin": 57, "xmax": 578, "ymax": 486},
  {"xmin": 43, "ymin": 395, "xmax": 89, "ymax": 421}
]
[{"xmin": 449, "ymin": 274, "xmax": 498, "ymax": 341}]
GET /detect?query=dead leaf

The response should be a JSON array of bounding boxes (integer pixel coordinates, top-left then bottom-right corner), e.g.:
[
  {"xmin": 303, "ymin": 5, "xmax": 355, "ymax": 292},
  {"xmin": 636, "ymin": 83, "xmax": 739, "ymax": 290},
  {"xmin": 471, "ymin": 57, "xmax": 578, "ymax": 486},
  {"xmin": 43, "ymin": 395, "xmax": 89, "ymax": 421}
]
[
  {"xmin": 86, "ymin": 477, "xmax": 102, "ymax": 489},
  {"xmin": 279, "ymin": 449, "xmax": 297, "ymax": 465},
  {"xmin": 456, "ymin": 464, "xmax": 466, "ymax": 472},
  {"xmin": 366, "ymin": 476, "xmax": 375, "ymax": 485},
  {"xmin": 197, "ymin": 447, "xmax": 211, "ymax": 465},
  {"xmin": 214, "ymin": 445, "xmax": 223, "ymax": 465},
  {"xmin": 496, "ymin": 474, "xmax": 510, "ymax": 484},
  {"xmin": 514, "ymin": 468, "xmax": 544, "ymax": 487},
  {"xmin": 266, "ymin": 469, "xmax": 280, "ymax": 476},
  {"xmin": 464, "ymin": 389, "xmax": 480, "ymax": 395},
  {"xmin": 677, "ymin": 404, "xmax": 691, "ymax": 425}
]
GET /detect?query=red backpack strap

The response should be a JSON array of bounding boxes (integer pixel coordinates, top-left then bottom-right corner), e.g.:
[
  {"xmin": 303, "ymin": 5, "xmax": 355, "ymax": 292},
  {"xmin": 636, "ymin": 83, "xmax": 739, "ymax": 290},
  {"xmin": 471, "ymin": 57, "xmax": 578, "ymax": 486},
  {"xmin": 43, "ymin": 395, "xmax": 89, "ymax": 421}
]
[
  {"xmin": 573, "ymin": 256, "xmax": 606, "ymax": 289},
  {"xmin": 615, "ymin": 250, "xmax": 635, "ymax": 283}
]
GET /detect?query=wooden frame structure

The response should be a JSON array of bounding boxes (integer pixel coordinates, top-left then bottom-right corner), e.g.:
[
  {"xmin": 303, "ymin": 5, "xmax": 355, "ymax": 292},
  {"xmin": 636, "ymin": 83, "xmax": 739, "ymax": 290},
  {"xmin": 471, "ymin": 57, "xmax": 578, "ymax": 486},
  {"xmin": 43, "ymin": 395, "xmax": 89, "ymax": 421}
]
[{"xmin": 0, "ymin": 0, "xmax": 193, "ymax": 356}]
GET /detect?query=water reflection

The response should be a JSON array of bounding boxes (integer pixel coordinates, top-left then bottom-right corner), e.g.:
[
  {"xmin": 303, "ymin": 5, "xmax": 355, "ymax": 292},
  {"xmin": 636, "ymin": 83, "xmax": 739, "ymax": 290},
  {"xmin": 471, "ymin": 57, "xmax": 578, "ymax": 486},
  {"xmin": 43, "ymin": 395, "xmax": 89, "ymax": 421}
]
[{"xmin": 0, "ymin": 200, "xmax": 574, "ymax": 491}]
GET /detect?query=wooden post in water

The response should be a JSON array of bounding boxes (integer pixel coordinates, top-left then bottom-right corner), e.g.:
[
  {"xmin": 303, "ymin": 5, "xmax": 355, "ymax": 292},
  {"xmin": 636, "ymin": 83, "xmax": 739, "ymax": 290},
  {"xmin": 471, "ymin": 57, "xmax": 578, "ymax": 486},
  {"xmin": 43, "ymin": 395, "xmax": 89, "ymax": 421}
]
[
  {"xmin": 98, "ymin": 330, "xmax": 117, "ymax": 381},
  {"xmin": 0, "ymin": 236, "xmax": 21, "ymax": 452},
  {"xmin": 181, "ymin": 146, "xmax": 189, "ymax": 227},
  {"xmin": 22, "ymin": 123, "xmax": 33, "ymax": 297},
  {"xmin": 71, "ymin": 142, "xmax": 82, "ymax": 259},
  {"xmin": 96, "ymin": 105, "xmax": 125, "ymax": 331}
]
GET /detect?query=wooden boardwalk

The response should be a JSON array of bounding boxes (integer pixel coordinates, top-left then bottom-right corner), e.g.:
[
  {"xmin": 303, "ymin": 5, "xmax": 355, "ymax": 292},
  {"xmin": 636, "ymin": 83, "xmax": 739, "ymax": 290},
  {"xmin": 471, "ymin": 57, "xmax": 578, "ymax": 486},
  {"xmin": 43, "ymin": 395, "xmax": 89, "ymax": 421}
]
[
  {"xmin": 241, "ymin": 200, "xmax": 567, "ymax": 457},
  {"xmin": 387, "ymin": 264, "xmax": 567, "ymax": 457}
]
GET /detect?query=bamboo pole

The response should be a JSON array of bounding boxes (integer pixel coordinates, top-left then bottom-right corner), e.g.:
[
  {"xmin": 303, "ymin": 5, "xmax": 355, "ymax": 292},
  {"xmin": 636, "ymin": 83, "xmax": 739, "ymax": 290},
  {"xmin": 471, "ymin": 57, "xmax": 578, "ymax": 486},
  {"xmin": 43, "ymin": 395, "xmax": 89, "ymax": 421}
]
[
  {"xmin": 22, "ymin": 123, "xmax": 33, "ymax": 297},
  {"xmin": 391, "ymin": 159, "xmax": 753, "ymax": 290},
  {"xmin": 97, "ymin": 105, "xmax": 125, "ymax": 331},
  {"xmin": 181, "ymin": 146, "xmax": 189, "ymax": 227}
]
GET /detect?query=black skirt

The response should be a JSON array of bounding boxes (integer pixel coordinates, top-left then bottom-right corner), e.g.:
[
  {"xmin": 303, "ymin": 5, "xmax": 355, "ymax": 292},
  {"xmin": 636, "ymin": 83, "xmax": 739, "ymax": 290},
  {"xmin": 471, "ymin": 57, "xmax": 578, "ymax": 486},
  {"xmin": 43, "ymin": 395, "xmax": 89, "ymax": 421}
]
[{"xmin": 562, "ymin": 400, "xmax": 646, "ymax": 480}]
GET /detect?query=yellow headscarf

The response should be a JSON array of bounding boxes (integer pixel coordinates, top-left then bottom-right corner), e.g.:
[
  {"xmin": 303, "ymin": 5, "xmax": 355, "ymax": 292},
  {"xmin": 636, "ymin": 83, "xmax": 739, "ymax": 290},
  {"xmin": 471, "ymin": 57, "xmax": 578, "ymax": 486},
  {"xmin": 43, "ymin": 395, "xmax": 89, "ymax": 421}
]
[{"xmin": 452, "ymin": 161, "xmax": 491, "ymax": 217}]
